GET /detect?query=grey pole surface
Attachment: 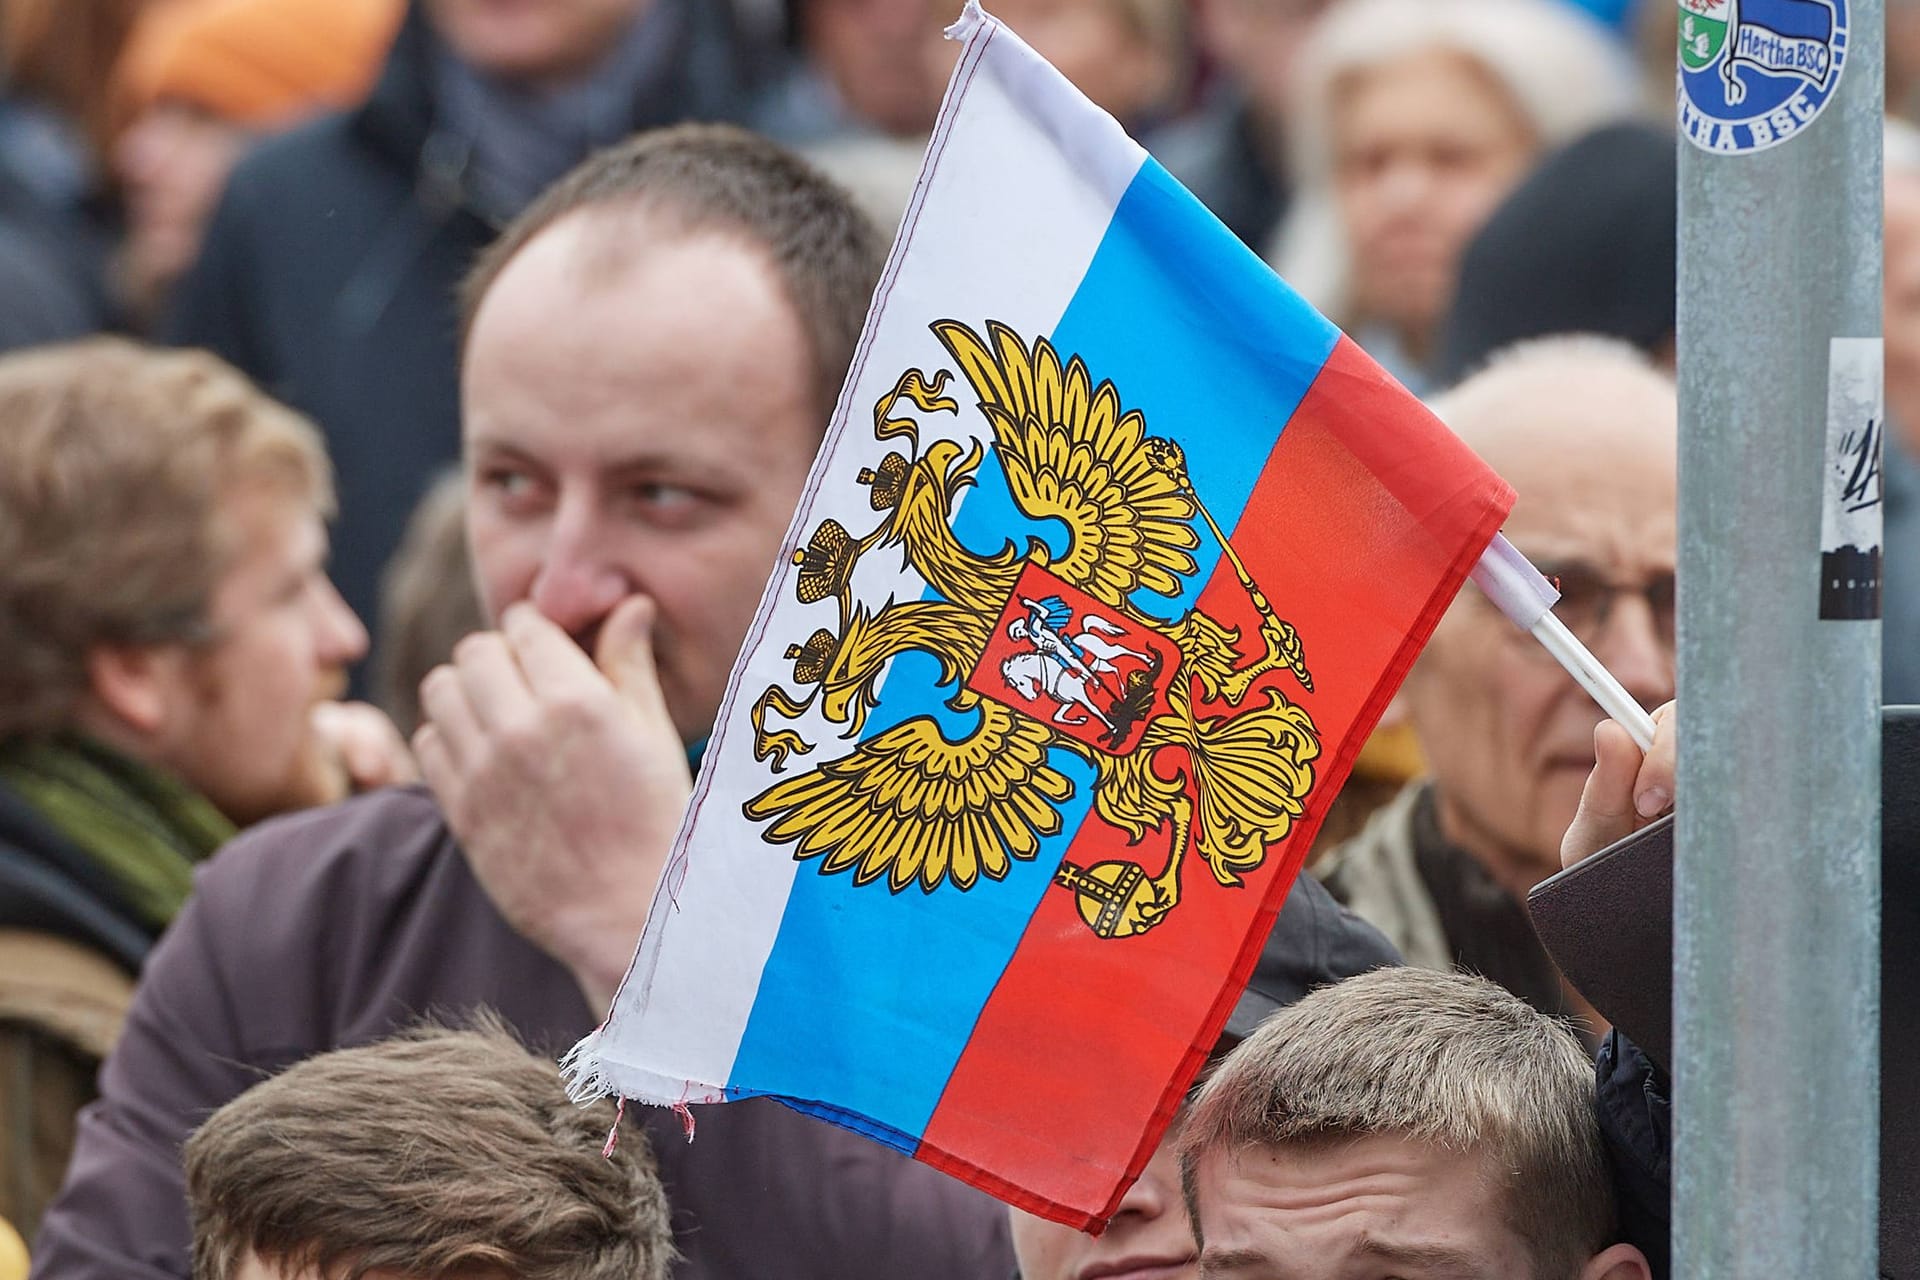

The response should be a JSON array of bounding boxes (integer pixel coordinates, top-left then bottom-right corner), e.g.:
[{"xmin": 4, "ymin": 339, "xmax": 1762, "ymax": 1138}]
[{"xmin": 1675, "ymin": 0, "xmax": 1882, "ymax": 1272}]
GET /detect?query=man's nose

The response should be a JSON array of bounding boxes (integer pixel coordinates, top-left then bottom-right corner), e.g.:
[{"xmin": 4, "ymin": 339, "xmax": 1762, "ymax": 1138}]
[
  {"xmin": 526, "ymin": 510, "xmax": 633, "ymax": 638},
  {"xmin": 1596, "ymin": 592, "xmax": 1675, "ymax": 711},
  {"xmin": 1376, "ymin": 156, "xmax": 1433, "ymax": 212},
  {"xmin": 1111, "ymin": 1147, "xmax": 1179, "ymax": 1222},
  {"xmin": 314, "ymin": 577, "xmax": 369, "ymax": 667}
]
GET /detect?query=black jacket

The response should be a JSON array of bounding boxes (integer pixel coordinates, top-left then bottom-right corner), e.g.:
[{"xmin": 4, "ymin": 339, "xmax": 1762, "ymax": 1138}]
[
  {"xmin": 163, "ymin": 1, "xmax": 761, "ymax": 656},
  {"xmin": 1595, "ymin": 1030, "xmax": 1671, "ymax": 1280},
  {"xmin": 31, "ymin": 788, "xmax": 1015, "ymax": 1279}
]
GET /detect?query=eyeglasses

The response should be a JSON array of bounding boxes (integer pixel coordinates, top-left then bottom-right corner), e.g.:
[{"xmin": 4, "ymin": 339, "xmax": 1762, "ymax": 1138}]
[{"xmin": 1528, "ymin": 558, "xmax": 1677, "ymax": 652}]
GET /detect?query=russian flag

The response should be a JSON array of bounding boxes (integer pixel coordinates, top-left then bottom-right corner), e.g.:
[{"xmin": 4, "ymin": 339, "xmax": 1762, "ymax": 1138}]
[{"xmin": 567, "ymin": 3, "xmax": 1513, "ymax": 1228}]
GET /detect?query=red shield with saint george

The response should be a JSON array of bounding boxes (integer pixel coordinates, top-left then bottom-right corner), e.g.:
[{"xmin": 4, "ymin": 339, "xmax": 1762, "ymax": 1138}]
[{"xmin": 966, "ymin": 564, "xmax": 1181, "ymax": 756}]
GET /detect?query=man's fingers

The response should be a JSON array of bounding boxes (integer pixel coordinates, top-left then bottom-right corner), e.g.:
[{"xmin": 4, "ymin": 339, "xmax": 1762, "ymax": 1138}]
[
  {"xmin": 450, "ymin": 631, "xmax": 537, "ymax": 731},
  {"xmin": 417, "ymin": 664, "xmax": 481, "ymax": 768},
  {"xmin": 502, "ymin": 602, "xmax": 608, "ymax": 702},
  {"xmin": 594, "ymin": 595, "xmax": 671, "ymax": 720},
  {"xmin": 1633, "ymin": 700, "xmax": 1678, "ymax": 818},
  {"xmin": 1561, "ymin": 719, "xmax": 1646, "ymax": 870},
  {"xmin": 412, "ymin": 723, "xmax": 460, "ymax": 814}
]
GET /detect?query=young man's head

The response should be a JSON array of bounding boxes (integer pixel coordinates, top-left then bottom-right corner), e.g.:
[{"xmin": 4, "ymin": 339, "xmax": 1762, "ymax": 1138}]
[
  {"xmin": 0, "ymin": 338, "xmax": 367, "ymax": 823},
  {"xmin": 456, "ymin": 122, "xmax": 884, "ymax": 742},
  {"xmin": 184, "ymin": 1020, "xmax": 674, "ymax": 1280},
  {"xmin": 1178, "ymin": 967, "xmax": 1649, "ymax": 1280},
  {"xmin": 1009, "ymin": 880, "xmax": 1401, "ymax": 1280}
]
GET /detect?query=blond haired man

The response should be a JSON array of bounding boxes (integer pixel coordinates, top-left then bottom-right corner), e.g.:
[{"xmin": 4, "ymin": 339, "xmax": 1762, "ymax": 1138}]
[
  {"xmin": 1179, "ymin": 966, "xmax": 1651, "ymax": 1280},
  {"xmin": 184, "ymin": 1021, "xmax": 673, "ymax": 1280},
  {"xmin": 0, "ymin": 339, "xmax": 408, "ymax": 1234}
]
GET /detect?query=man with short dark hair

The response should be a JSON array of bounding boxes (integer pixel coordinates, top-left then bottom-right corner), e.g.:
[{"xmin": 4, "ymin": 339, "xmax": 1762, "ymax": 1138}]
[
  {"xmin": 184, "ymin": 1021, "xmax": 674, "ymax": 1280},
  {"xmin": 33, "ymin": 125, "xmax": 1013, "ymax": 1280},
  {"xmin": 1178, "ymin": 966, "xmax": 1652, "ymax": 1280}
]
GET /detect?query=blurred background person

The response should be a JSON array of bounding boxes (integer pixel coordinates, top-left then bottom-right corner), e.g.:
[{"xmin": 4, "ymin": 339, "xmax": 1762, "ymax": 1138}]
[
  {"xmin": 1268, "ymin": 0, "xmax": 1638, "ymax": 393},
  {"xmin": 108, "ymin": 0, "xmax": 402, "ymax": 328},
  {"xmin": 1437, "ymin": 121, "xmax": 1677, "ymax": 385},
  {"xmin": 1894, "ymin": 0, "xmax": 1920, "ymax": 123},
  {"xmin": 752, "ymin": 0, "xmax": 950, "ymax": 144},
  {"xmin": 749, "ymin": 0, "xmax": 950, "ymax": 233},
  {"xmin": 1881, "ymin": 121, "xmax": 1920, "ymax": 705},
  {"xmin": 991, "ymin": 0, "xmax": 1188, "ymax": 132},
  {"xmin": 0, "ymin": 340, "xmax": 409, "ymax": 1239},
  {"xmin": 164, "ymin": 0, "xmax": 776, "ymax": 694},
  {"xmin": 1150, "ymin": 0, "xmax": 1334, "ymax": 251},
  {"xmin": 374, "ymin": 470, "xmax": 484, "ymax": 736},
  {"xmin": 0, "ymin": 0, "xmax": 140, "ymax": 348},
  {"xmin": 0, "ymin": 0, "xmax": 143, "ymax": 165},
  {"xmin": 759, "ymin": 0, "xmax": 1188, "ymax": 239}
]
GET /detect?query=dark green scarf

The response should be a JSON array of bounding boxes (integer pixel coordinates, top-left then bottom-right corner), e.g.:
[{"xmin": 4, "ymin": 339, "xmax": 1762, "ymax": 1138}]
[{"xmin": 0, "ymin": 734, "xmax": 235, "ymax": 930}]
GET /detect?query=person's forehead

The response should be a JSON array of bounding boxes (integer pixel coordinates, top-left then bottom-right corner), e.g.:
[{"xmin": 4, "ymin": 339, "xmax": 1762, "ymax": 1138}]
[
  {"xmin": 469, "ymin": 204, "xmax": 793, "ymax": 344},
  {"xmin": 213, "ymin": 480, "xmax": 322, "ymax": 554},
  {"xmin": 1195, "ymin": 1137, "xmax": 1520, "ymax": 1277},
  {"xmin": 1455, "ymin": 371, "xmax": 1676, "ymax": 556},
  {"xmin": 205, "ymin": 488, "xmax": 323, "ymax": 602},
  {"xmin": 1333, "ymin": 48, "xmax": 1514, "ymax": 131},
  {"xmin": 462, "ymin": 207, "xmax": 815, "ymax": 452}
]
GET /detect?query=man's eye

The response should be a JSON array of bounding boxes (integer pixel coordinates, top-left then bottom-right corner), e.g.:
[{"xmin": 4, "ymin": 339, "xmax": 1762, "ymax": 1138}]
[
  {"xmin": 635, "ymin": 483, "xmax": 697, "ymax": 510},
  {"xmin": 481, "ymin": 469, "xmax": 541, "ymax": 501}
]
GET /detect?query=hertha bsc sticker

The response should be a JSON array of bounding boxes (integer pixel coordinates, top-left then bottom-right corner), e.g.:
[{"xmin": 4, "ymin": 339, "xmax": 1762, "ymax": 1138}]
[{"xmin": 1678, "ymin": 0, "xmax": 1847, "ymax": 153}]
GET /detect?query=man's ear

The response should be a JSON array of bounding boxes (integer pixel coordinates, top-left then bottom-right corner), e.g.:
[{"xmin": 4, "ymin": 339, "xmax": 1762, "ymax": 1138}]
[
  {"xmin": 85, "ymin": 645, "xmax": 182, "ymax": 738},
  {"xmin": 1577, "ymin": 1242, "xmax": 1652, "ymax": 1280}
]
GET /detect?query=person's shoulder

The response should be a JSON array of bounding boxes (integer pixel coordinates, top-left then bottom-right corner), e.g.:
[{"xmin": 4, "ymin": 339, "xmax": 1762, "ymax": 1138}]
[
  {"xmin": 1308, "ymin": 781, "xmax": 1448, "ymax": 962},
  {"xmin": 196, "ymin": 786, "xmax": 455, "ymax": 915},
  {"xmin": 226, "ymin": 111, "xmax": 365, "ymax": 188},
  {"xmin": 213, "ymin": 109, "xmax": 403, "ymax": 236},
  {"xmin": 1311, "ymin": 779, "xmax": 1425, "ymax": 886}
]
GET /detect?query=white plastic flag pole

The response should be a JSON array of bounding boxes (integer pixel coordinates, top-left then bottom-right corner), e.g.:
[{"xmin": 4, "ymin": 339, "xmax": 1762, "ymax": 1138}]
[{"xmin": 1470, "ymin": 533, "xmax": 1658, "ymax": 751}]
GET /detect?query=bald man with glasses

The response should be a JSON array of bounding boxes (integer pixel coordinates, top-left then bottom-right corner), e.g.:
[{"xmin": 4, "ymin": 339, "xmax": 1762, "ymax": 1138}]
[{"xmin": 1311, "ymin": 336, "xmax": 1676, "ymax": 1032}]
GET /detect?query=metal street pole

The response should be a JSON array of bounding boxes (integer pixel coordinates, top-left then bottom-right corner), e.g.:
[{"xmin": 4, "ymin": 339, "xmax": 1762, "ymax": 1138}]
[{"xmin": 1675, "ymin": 0, "xmax": 1883, "ymax": 1273}]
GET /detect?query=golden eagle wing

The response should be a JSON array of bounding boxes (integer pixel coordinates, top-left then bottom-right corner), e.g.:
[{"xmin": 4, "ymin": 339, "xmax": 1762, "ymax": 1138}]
[
  {"xmin": 933, "ymin": 319, "xmax": 1200, "ymax": 609},
  {"xmin": 742, "ymin": 699, "xmax": 1073, "ymax": 893}
]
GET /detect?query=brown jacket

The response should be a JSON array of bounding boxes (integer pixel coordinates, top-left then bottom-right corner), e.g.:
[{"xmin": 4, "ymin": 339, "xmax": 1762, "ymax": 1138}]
[
  {"xmin": 0, "ymin": 931, "xmax": 133, "ymax": 1241},
  {"xmin": 31, "ymin": 787, "xmax": 1013, "ymax": 1279}
]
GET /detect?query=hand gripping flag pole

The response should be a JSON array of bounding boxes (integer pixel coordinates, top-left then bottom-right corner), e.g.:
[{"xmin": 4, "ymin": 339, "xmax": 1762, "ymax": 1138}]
[{"xmin": 1471, "ymin": 533, "xmax": 1658, "ymax": 750}]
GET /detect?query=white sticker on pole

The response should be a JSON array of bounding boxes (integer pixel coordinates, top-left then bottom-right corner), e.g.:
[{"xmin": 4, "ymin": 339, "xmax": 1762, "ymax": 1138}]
[{"xmin": 1819, "ymin": 337, "xmax": 1883, "ymax": 621}]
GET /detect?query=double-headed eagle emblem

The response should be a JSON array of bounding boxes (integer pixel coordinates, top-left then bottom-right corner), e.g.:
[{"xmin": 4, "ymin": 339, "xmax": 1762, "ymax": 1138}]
[{"xmin": 746, "ymin": 320, "xmax": 1321, "ymax": 938}]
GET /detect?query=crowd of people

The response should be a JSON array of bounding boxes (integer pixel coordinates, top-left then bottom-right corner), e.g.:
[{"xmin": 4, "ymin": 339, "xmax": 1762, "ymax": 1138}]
[{"xmin": 0, "ymin": 0, "xmax": 1898, "ymax": 1275}]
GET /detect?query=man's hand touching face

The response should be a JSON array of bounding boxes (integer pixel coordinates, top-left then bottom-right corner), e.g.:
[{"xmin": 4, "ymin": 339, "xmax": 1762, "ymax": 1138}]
[{"xmin": 414, "ymin": 596, "xmax": 693, "ymax": 1010}]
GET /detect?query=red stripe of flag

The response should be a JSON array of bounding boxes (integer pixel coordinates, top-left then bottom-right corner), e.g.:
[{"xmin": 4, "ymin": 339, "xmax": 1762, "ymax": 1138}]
[{"xmin": 912, "ymin": 337, "xmax": 1512, "ymax": 1225}]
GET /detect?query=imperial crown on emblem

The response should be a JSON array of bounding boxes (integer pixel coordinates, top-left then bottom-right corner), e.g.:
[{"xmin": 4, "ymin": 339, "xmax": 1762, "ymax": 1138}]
[{"xmin": 744, "ymin": 320, "xmax": 1322, "ymax": 939}]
